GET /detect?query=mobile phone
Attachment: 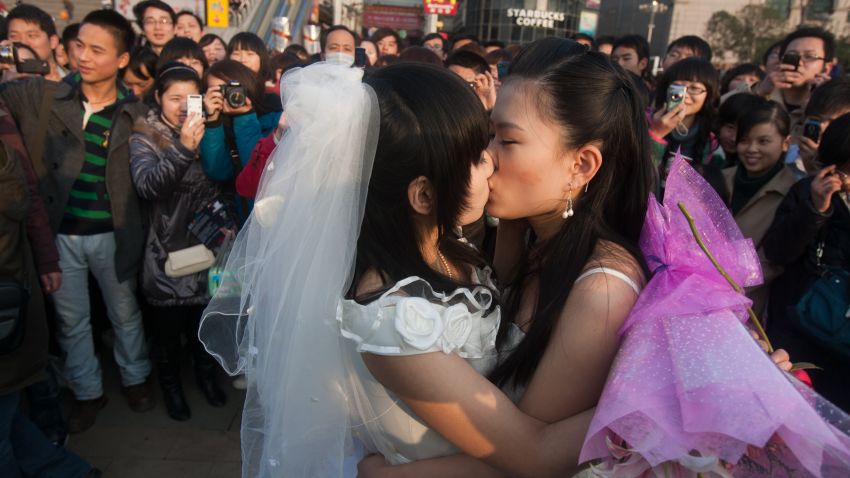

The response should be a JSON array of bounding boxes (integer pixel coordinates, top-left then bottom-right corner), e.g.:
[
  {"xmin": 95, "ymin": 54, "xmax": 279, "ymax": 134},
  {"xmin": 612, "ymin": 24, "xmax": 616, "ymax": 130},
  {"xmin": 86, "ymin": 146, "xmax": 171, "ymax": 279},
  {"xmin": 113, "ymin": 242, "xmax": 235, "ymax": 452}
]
[
  {"xmin": 354, "ymin": 47, "xmax": 367, "ymax": 68},
  {"xmin": 781, "ymin": 52, "xmax": 801, "ymax": 70},
  {"xmin": 803, "ymin": 118, "xmax": 822, "ymax": 143},
  {"xmin": 666, "ymin": 84, "xmax": 686, "ymax": 112},
  {"xmin": 187, "ymin": 94, "xmax": 204, "ymax": 119},
  {"xmin": 497, "ymin": 61, "xmax": 510, "ymax": 79}
]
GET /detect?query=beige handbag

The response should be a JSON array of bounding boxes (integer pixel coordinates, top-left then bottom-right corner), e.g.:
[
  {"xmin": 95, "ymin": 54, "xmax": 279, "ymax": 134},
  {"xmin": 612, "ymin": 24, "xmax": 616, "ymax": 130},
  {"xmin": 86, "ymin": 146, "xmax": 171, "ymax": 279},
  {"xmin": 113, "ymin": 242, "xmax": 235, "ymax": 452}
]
[{"xmin": 164, "ymin": 244, "xmax": 215, "ymax": 278}]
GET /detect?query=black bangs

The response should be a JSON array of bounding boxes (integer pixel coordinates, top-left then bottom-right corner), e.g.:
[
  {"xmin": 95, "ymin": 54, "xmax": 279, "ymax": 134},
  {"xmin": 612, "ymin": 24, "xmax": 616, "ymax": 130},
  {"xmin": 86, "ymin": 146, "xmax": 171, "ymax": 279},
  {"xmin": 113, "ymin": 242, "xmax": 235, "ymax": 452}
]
[{"xmin": 654, "ymin": 57, "xmax": 719, "ymax": 110}]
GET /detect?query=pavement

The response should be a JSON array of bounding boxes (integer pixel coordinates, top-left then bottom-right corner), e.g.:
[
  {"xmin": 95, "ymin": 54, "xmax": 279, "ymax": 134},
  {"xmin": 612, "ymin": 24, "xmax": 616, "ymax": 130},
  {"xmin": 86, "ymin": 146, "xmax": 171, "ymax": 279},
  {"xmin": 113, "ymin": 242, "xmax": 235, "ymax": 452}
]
[{"xmin": 65, "ymin": 351, "xmax": 245, "ymax": 478}]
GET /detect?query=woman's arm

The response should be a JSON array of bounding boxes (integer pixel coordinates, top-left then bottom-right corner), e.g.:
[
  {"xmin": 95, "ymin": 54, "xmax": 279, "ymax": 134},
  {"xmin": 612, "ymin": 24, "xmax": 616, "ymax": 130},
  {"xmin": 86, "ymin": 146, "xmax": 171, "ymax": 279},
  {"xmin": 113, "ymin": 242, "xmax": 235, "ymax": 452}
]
[
  {"xmin": 199, "ymin": 124, "xmax": 235, "ymax": 182},
  {"xmin": 517, "ymin": 269, "xmax": 639, "ymax": 422},
  {"xmin": 232, "ymin": 112, "xmax": 265, "ymax": 168},
  {"xmin": 129, "ymin": 133, "xmax": 195, "ymax": 200},
  {"xmin": 363, "ymin": 351, "xmax": 595, "ymax": 478},
  {"xmin": 361, "ymin": 253, "xmax": 643, "ymax": 477}
]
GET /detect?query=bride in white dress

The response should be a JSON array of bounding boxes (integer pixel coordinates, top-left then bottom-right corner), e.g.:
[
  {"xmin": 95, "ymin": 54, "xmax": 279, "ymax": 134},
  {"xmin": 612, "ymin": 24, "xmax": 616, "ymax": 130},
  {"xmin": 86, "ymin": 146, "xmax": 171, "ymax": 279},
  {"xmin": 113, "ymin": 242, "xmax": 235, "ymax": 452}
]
[{"xmin": 199, "ymin": 58, "xmax": 608, "ymax": 478}]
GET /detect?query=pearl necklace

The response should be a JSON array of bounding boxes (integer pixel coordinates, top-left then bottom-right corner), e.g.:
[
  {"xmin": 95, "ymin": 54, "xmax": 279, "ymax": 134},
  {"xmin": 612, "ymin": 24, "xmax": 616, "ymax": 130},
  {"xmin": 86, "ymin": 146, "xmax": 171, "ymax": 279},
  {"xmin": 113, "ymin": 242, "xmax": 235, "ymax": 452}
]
[{"xmin": 437, "ymin": 250, "xmax": 454, "ymax": 281}]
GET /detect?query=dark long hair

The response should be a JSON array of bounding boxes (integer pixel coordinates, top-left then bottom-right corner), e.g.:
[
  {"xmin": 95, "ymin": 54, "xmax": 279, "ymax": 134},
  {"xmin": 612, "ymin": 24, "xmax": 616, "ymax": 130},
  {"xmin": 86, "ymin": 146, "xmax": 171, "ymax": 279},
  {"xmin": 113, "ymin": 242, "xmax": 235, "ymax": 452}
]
[
  {"xmin": 227, "ymin": 32, "xmax": 271, "ymax": 81},
  {"xmin": 351, "ymin": 63, "xmax": 490, "ymax": 297},
  {"xmin": 653, "ymin": 57, "xmax": 720, "ymax": 163},
  {"xmin": 489, "ymin": 39, "xmax": 654, "ymax": 388}
]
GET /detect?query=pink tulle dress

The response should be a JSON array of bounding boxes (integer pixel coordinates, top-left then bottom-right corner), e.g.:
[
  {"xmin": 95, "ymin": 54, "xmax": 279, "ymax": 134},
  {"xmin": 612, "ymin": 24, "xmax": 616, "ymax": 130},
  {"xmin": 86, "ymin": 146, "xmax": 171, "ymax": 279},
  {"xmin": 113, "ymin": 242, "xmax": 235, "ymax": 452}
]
[{"xmin": 580, "ymin": 158, "xmax": 850, "ymax": 477}]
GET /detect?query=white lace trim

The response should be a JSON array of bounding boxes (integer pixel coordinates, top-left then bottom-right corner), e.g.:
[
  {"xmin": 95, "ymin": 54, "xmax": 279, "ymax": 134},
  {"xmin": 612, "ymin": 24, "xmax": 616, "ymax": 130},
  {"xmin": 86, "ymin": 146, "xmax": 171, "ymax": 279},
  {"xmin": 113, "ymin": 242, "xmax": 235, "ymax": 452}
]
[{"xmin": 338, "ymin": 271, "xmax": 499, "ymax": 358}]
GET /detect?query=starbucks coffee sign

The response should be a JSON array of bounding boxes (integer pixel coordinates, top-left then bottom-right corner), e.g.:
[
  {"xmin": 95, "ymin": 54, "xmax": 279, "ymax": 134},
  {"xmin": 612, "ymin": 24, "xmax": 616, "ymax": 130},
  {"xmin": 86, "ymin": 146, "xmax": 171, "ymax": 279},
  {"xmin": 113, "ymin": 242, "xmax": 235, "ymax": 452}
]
[{"xmin": 506, "ymin": 8, "xmax": 566, "ymax": 28}]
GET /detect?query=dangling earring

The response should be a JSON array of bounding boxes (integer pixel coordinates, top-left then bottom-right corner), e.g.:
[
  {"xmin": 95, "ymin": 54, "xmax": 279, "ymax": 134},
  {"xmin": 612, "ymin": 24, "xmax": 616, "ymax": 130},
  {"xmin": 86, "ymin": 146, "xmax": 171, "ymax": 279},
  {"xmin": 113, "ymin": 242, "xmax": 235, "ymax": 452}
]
[
  {"xmin": 562, "ymin": 185, "xmax": 574, "ymax": 219},
  {"xmin": 585, "ymin": 182, "xmax": 589, "ymax": 193}
]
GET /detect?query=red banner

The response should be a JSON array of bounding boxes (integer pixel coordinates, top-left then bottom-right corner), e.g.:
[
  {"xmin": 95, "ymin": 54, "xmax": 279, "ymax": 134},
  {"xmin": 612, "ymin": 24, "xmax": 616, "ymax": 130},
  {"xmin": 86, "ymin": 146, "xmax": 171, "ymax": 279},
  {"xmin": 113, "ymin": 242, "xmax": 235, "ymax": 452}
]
[
  {"xmin": 363, "ymin": 5, "xmax": 423, "ymax": 31},
  {"xmin": 424, "ymin": 0, "xmax": 458, "ymax": 16}
]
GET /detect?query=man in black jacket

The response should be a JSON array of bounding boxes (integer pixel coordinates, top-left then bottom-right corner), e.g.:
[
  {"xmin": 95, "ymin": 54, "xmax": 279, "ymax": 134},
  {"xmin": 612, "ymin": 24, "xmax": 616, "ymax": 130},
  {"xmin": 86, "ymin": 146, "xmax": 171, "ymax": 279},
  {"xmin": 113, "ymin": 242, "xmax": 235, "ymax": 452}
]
[{"xmin": 0, "ymin": 10, "xmax": 152, "ymax": 434}]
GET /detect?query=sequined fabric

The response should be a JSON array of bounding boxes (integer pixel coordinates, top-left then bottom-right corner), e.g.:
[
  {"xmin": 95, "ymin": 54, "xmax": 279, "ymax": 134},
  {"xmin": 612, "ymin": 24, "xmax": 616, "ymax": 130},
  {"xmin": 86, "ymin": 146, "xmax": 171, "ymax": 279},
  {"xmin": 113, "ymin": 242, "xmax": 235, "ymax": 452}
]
[{"xmin": 580, "ymin": 157, "xmax": 850, "ymax": 477}]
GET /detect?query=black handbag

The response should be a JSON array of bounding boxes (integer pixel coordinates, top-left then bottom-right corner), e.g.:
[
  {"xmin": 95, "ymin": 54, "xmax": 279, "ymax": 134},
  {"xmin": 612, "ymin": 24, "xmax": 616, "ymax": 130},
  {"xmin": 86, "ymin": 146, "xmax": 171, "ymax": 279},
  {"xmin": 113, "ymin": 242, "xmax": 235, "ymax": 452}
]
[
  {"xmin": 0, "ymin": 276, "xmax": 29, "ymax": 355},
  {"xmin": 793, "ymin": 240, "xmax": 850, "ymax": 361}
]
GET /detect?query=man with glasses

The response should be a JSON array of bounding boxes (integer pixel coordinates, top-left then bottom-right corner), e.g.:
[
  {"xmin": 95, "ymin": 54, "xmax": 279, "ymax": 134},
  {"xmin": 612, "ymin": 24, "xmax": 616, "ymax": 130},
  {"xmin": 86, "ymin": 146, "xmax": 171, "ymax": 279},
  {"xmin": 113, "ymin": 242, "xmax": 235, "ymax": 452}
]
[
  {"xmin": 132, "ymin": 0, "xmax": 176, "ymax": 55},
  {"xmin": 756, "ymin": 27, "xmax": 836, "ymax": 134},
  {"xmin": 423, "ymin": 33, "xmax": 446, "ymax": 60}
]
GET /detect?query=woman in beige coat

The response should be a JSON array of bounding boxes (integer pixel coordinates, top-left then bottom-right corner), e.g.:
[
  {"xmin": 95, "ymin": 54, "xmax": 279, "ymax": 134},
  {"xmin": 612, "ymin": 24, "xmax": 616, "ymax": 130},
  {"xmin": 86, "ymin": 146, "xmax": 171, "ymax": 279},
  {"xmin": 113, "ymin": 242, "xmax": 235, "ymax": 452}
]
[{"xmin": 721, "ymin": 99, "xmax": 796, "ymax": 320}]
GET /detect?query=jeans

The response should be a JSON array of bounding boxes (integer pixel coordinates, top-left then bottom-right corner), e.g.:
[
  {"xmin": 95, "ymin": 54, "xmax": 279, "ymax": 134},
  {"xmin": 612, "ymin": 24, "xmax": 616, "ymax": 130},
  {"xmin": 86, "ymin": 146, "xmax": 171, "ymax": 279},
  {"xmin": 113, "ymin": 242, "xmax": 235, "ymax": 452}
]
[
  {"xmin": 25, "ymin": 372, "xmax": 66, "ymax": 445},
  {"xmin": 52, "ymin": 233, "xmax": 151, "ymax": 400},
  {"xmin": 0, "ymin": 392, "xmax": 90, "ymax": 478}
]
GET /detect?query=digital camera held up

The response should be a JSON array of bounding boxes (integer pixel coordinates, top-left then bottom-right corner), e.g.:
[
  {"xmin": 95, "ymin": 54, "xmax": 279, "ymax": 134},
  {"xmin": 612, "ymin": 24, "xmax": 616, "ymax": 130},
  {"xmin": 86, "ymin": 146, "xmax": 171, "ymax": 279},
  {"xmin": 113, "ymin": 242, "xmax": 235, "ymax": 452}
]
[{"xmin": 220, "ymin": 81, "xmax": 247, "ymax": 109}]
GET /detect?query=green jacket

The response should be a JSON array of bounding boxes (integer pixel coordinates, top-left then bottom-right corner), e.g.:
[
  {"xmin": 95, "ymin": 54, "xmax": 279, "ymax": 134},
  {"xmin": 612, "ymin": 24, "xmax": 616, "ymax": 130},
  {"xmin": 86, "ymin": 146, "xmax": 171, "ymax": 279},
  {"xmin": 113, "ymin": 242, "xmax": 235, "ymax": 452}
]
[{"xmin": 0, "ymin": 76, "xmax": 149, "ymax": 282}]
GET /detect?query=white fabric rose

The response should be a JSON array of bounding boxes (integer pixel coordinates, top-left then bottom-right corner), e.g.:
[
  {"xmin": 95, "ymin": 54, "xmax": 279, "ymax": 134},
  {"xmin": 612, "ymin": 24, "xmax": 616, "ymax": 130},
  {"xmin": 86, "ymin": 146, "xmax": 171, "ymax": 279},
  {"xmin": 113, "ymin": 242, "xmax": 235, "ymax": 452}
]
[
  {"xmin": 395, "ymin": 298, "xmax": 444, "ymax": 350},
  {"xmin": 439, "ymin": 304, "xmax": 473, "ymax": 354}
]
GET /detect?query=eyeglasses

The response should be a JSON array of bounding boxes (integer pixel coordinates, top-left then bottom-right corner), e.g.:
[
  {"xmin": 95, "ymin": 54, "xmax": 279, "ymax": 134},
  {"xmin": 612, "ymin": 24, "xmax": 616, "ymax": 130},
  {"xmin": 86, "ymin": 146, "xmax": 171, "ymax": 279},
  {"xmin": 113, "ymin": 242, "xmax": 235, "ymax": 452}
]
[
  {"xmin": 143, "ymin": 18, "xmax": 173, "ymax": 26},
  {"xmin": 786, "ymin": 52, "xmax": 826, "ymax": 63},
  {"xmin": 672, "ymin": 85, "xmax": 707, "ymax": 96}
]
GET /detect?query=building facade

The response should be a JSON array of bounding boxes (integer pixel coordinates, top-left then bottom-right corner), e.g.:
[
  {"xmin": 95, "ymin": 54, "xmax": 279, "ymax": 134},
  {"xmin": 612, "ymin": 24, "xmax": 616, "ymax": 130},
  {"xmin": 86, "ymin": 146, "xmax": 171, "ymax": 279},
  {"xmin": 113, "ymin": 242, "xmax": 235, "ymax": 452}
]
[
  {"xmin": 463, "ymin": 0, "xmax": 600, "ymax": 43},
  {"xmin": 598, "ymin": 0, "xmax": 850, "ymax": 57}
]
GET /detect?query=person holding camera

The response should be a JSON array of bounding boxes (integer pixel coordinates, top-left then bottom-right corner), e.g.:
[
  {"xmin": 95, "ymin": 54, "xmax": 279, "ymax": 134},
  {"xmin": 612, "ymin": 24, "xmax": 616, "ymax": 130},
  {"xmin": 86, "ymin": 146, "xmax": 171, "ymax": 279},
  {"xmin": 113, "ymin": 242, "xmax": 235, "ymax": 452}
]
[
  {"xmin": 130, "ymin": 63, "xmax": 228, "ymax": 421},
  {"xmin": 764, "ymin": 113, "xmax": 850, "ymax": 413},
  {"xmin": 787, "ymin": 79, "xmax": 850, "ymax": 178},
  {"xmin": 200, "ymin": 60, "xmax": 279, "ymax": 220},
  {"xmin": 5, "ymin": 5, "xmax": 66, "ymax": 82},
  {"xmin": 649, "ymin": 57, "xmax": 724, "ymax": 185},
  {"xmin": 755, "ymin": 27, "xmax": 836, "ymax": 136}
]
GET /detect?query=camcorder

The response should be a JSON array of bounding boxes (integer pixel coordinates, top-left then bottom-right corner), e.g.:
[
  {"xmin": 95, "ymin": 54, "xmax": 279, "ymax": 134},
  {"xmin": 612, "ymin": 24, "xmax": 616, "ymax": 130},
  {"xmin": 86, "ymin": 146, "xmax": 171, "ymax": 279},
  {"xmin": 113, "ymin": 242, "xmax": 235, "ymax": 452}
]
[{"xmin": 0, "ymin": 44, "xmax": 49, "ymax": 75}]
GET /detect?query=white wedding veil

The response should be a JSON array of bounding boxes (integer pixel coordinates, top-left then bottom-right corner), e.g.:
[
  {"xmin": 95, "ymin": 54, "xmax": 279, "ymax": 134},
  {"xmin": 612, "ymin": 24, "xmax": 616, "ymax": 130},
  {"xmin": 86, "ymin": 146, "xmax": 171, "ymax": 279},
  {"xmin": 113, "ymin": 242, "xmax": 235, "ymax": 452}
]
[{"xmin": 198, "ymin": 62, "xmax": 379, "ymax": 477}]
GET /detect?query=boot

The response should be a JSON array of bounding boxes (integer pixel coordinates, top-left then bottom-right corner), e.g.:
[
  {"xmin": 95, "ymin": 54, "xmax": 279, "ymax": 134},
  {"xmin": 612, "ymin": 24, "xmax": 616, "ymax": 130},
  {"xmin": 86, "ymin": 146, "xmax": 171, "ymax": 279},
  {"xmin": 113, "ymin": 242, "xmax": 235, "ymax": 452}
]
[
  {"xmin": 195, "ymin": 353, "xmax": 227, "ymax": 408},
  {"xmin": 157, "ymin": 360, "xmax": 190, "ymax": 421}
]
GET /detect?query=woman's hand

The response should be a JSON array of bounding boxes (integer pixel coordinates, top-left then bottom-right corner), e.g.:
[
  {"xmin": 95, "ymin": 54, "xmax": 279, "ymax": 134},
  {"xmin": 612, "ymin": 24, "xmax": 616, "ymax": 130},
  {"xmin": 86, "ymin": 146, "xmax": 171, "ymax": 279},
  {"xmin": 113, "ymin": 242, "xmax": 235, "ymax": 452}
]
[
  {"xmin": 223, "ymin": 95, "xmax": 253, "ymax": 116},
  {"xmin": 358, "ymin": 454, "xmax": 392, "ymax": 478},
  {"xmin": 649, "ymin": 103, "xmax": 686, "ymax": 139},
  {"xmin": 797, "ymin": 136, "xmax": 819, "ymax": 173},
  {"xmin": 180, "ymin": 113, "xmax": 205, "ymax": 151},
  {"xmin": 473, "ymin": 71, "xmax": 497, "ymax": 112},
  {"xmin": 811, "ymin": 164, "xmax": 842, "ymax": 213},
  {"xmin": 749, "ymin": 329, "xmax": 792, "ymax": 372},
  {"xmin": 204, "ymin": 86, "xmax": 224, "ymax": 122}
]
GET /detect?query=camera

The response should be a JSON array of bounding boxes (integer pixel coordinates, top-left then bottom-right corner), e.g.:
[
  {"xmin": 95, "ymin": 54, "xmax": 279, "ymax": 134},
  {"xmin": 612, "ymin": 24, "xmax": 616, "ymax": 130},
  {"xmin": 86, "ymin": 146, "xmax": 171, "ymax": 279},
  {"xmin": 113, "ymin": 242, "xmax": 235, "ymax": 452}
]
[
  {"xmin": 0, "ymin": 45, "xmax": 15, "ymax": 64},
  {"xmin": 781, "ymin": 52, "xmax": 801, "ymax": 70},
  {"xmin": 666, "ymin": 84, "xmax": 686, "ymax": 112},
  {"xmin": 803, "ymin": 118, "xmax": 822, "ymax": 143},
  {"xmin": 219, "ymin": 81, "xmax": 247, "ymax": 108},
  {"xmin": 0, "ymin": 44, "xmax": 49, "ymax": 75},
  {"xmin": 354, "ymin": 47, "xmax": 367, "ymax": 68},
  {"xmin": 497, "ymin": 61, "xmax": 511, "ymax": 79}
]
